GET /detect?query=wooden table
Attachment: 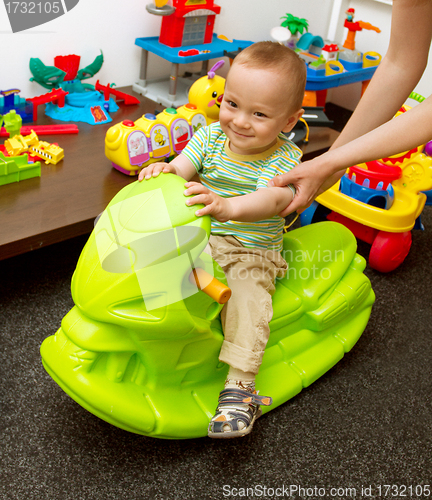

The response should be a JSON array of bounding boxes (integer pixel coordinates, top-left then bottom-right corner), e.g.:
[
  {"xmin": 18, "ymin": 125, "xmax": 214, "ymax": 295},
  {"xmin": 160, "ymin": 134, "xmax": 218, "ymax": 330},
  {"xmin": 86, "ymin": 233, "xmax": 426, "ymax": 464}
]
[{"xmin": 0, "ymin": 87, "xmax": 338, "ymax": 261}]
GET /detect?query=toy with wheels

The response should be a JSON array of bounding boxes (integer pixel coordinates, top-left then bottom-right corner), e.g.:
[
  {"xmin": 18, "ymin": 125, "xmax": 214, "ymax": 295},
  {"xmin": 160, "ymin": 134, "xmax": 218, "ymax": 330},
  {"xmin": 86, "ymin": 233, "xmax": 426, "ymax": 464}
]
[
  {"xmin": 302, "ymin": 99, "xmax": 432, "ymax": 273},
  {"xmin": 40, "ymin": 173, "xmax": 374, "ymax": 439},
  {"xmin": 105, "ymin": 104, "xmax": 207, "ymax": 175}
]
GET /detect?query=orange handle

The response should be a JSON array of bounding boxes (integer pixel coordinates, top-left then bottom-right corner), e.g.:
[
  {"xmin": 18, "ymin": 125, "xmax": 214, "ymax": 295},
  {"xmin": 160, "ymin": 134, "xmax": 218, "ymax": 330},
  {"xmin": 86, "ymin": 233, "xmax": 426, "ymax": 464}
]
[
  {"xmin": 358, "ymin": 21, "xmax": 381, "ymax": 33},
  {"xmin": 189, "ymin": 268, "xmax": 231, "ymax": 304}
]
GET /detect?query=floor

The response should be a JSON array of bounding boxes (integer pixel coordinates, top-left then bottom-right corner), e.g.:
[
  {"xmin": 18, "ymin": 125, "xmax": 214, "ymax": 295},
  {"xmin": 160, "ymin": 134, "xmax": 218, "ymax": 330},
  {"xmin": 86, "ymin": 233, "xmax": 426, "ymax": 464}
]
[{"xmin": 1, "ymin": 198, "xmax": 431, "ymax": 499}]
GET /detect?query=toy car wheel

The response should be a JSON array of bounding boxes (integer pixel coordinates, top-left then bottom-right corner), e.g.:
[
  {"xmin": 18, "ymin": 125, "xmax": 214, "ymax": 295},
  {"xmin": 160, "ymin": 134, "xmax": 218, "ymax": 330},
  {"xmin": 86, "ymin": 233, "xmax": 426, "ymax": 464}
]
[{"xmin": 369, "ymin": 230, "xmax": 412, "ymax": 272}]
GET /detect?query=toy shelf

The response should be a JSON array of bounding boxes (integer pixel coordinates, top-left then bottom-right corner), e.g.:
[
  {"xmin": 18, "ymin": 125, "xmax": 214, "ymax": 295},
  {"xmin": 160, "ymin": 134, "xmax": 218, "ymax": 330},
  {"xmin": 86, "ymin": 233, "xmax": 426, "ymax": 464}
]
[
  {"xmin": 306, "ymin": 64, "xmax": 378, "ymax": 91},
  {"xmin": 133, "ymin": 35, "xmax": 252, "ymax": 108}
]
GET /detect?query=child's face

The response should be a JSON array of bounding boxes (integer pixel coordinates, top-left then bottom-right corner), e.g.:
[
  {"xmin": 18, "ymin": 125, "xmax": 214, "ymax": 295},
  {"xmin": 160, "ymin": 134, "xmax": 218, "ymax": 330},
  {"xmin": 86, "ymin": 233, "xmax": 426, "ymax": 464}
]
[{"xmin": 219, "ymin": 63, "xmax": 300, "ymax": 155}]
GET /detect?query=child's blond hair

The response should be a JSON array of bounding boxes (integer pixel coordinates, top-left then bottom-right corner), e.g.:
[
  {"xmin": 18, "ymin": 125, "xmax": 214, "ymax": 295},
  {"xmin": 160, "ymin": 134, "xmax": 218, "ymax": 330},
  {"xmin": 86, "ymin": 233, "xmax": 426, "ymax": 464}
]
[{"xmin": 232, "ymin": 41, "xmax": 306, "ymax": 114}]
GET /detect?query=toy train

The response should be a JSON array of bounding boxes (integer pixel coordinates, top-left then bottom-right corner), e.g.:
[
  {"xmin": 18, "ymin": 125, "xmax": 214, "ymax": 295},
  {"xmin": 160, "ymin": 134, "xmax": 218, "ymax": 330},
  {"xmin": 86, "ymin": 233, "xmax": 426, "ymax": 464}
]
[{"xmin": 105, "ymin": 103, "xmax": 208, "ymax": 176}]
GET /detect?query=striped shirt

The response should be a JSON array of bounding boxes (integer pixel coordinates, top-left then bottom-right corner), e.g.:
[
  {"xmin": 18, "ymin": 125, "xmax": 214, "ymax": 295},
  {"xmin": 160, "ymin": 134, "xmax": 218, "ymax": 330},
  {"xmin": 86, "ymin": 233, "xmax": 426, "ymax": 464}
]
[{"xmin": 182, "ymin": 122, "xmax": 302, "ymax": 251}]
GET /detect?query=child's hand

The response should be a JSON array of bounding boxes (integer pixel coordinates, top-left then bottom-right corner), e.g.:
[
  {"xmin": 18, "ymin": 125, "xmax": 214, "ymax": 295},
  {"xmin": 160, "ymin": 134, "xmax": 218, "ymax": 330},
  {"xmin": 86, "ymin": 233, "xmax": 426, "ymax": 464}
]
[
  {"xmin": 138, "ymin": 162, "xmax": 176, "ymax": 181},
  {"xmin": 184, "ymin": 182, "xmax": 233, "ymax": 222}
]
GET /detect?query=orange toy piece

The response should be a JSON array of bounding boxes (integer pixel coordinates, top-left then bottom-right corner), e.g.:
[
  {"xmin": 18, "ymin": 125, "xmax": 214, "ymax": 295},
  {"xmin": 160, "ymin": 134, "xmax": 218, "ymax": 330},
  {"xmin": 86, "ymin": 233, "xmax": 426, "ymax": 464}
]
[
  {"xmin": 343, "ymin": 8, "xmax": 381, "ymax": 51},
  {"xmin": 189, "ymin": 267, "xmax": 232, "ymax": 304}
]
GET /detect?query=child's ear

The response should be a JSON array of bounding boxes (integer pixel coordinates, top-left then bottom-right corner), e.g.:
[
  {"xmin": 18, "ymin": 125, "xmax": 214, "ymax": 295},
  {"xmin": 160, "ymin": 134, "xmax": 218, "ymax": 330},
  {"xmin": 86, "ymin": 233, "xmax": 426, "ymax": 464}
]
[{"xmin": 282, "ymin": 109, "xmax": 304, "ymax": 133}]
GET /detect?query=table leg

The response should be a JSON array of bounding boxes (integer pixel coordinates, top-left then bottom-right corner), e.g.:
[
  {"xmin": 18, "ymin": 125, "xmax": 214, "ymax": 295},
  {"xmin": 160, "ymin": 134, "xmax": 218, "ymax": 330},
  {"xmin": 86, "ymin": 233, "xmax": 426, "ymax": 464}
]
[
  {"xmin": 200, "ymin": 60, "xmax": 209, "ymax": 76},
  {"xmin": 138, "ymin": 49, "xmax": 148, "ymax": 87},
  {"xmin": 168, "ymin": 62, "xmax": 179, "ymax": 101}
]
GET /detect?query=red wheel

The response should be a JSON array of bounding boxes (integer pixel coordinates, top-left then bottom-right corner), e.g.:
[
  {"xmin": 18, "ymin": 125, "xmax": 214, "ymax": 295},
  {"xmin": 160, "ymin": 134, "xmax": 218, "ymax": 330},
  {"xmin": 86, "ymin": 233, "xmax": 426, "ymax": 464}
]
[{"xmin": 369, "ymin": 231, "xmax": 412, "ymax": 272}]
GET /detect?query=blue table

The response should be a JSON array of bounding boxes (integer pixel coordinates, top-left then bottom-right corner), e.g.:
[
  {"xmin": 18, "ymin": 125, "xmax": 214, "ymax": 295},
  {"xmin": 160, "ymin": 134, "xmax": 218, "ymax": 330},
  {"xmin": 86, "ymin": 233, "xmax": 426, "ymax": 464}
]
[{"xmin": 133, "ymin": 35, "xmax": 252, "ymax": 107}]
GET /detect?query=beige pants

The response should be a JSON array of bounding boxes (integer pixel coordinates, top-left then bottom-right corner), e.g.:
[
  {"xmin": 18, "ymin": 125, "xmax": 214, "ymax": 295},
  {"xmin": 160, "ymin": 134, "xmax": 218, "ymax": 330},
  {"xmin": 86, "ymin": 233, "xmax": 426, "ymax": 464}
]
[{"xmin": 208, "ymin": 235, "xmax": 288, "ymax": 374}]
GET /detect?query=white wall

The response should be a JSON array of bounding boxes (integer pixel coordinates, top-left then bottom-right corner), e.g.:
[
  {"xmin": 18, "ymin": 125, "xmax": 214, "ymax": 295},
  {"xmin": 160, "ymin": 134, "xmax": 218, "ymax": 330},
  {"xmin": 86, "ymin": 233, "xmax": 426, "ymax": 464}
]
[
  {"xmin": 0, "ymin": 0, "xmax": 430, "ymax": 107},
  {"xmin": 215, "ymin": 0, "xmax": 333, "ymax": 45}
]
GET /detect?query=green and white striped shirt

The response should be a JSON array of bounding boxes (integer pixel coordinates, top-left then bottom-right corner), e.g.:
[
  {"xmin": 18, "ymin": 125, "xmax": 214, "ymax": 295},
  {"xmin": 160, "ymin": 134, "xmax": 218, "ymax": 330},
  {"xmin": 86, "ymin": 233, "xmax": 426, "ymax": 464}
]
[{"xmin": 182, "ymin": 122, "xmax": 302, "ymax": 251}]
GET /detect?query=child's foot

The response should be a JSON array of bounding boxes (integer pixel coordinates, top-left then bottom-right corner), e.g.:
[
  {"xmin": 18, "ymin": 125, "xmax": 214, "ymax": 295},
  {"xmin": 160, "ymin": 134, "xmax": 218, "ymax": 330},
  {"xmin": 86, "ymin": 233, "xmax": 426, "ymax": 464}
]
[{"xmin": 207, "ymin": 381, "xmax": 272, "ymax": 439}]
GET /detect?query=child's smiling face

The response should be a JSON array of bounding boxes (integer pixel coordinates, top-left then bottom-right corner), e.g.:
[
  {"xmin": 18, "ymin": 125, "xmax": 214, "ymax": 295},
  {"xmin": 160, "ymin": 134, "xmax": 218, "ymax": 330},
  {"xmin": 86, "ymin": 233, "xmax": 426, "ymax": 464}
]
[{"xmin": 219, "ymin": 63, "xmax": 301, "ymax": 156}]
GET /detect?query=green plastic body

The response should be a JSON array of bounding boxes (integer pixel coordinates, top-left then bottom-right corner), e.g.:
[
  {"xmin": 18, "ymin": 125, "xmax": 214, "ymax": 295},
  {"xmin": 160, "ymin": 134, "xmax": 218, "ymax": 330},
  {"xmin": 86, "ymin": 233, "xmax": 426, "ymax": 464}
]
[
  {"xmin": 40, "ymin": 174, "xmax": 375, "ymax": 439},
  {"xmin": 0, "ymin": 152, "xmax": 41, "ymax": 186}
]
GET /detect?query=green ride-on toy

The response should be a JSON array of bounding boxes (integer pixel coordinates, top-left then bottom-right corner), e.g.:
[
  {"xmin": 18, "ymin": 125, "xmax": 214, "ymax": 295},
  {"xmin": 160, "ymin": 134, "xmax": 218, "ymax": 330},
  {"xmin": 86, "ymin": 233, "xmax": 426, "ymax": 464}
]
[{"xmin": 40, "ymin": 173, "xmax": 375, "ymax": 439}]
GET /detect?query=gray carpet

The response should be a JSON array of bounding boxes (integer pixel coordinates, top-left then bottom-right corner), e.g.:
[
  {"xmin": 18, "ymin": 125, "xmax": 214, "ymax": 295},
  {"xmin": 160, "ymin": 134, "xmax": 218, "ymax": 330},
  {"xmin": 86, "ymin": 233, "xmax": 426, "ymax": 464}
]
[{"xmin": 1, "ymin": 209, "xmax": 432, "ymax": 500}]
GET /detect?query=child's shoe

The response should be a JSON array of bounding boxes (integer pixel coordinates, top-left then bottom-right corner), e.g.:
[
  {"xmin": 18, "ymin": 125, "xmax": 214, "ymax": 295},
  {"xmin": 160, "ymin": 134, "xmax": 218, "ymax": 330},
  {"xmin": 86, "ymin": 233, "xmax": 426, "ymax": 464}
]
[{"xmin": 207, "ymin": 386, "xmax": 272, "ymax": 438}]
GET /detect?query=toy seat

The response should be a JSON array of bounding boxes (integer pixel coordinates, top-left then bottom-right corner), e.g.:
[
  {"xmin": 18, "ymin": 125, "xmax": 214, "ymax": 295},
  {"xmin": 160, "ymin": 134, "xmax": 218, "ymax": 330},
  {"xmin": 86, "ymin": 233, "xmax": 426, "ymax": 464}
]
[{"xmin": 40, "ymin": 174, "xmax": 374, "ymax": 439}]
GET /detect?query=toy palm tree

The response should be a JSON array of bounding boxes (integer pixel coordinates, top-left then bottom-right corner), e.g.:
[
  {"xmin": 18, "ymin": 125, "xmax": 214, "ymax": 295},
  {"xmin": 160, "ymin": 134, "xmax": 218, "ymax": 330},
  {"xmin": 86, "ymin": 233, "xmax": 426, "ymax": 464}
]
[{"xmin": 280, "ymin": 13, "xmax": 309, "ymax": 49}]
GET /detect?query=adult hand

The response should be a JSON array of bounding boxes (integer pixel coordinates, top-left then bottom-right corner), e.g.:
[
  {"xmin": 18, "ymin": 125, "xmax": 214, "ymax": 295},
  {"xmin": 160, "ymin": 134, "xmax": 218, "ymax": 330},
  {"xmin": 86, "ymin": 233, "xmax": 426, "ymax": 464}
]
[{"xmin": 269, "ymin": 159, "xmax": 345, "ymax": 217}]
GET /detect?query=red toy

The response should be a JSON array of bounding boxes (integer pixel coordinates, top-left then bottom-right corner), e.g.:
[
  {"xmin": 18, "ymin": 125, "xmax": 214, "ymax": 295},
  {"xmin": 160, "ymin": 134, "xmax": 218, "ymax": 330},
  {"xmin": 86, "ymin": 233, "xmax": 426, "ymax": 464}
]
[
  {"xmin": 26, "ymin": 88, "xmax": 69, "ymax": 122},
  {"xmin": 158, "ymin": 0, "xmax": 221, "ymax": 48},
  {"xmin": 343, "ymin": 8, "xmax": 381, "ymax": 51},
  {"xmin": 94, "ymin": 81, "xmax": 140, "ymax": 106},
  {"xmin": 54, "ymin": 54, "xmax": 81, "ymax": 81},
  {"xmin": 0, "ymin": 124, "xmax": 79, "ymax": 137}
]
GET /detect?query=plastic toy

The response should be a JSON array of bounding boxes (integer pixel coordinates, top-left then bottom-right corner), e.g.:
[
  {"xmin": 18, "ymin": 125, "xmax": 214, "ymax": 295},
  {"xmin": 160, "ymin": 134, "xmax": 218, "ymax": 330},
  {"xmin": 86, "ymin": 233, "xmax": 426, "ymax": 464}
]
[
  {"xmin": 7, "ymin": 137, "xmax": 64, "ymax": 165},
  {"xmin": 5, "ymin": 129, "xmax": 38, "ymax": 156},
  {"xmin": 0, "ymin": 124, "xmax": 79, "ymax": 137},
  {"xmin": 301, "ymin": 101, "xmax": 432, "ymax": 273},
  {"xmin": 0, "ymin": 89, "xmax": 34, "ymax": 123},
  {"xmin": 280, "ymin": 13, "xmax": 309, "ymax": 49},
  {"xmin": 29, "ymin": 141, "xmax": 64, "ymax": 165},
  {"xmin": 272, "ymin": 13, "xmax": 380, "ymax": 109},
  {"xmin": 133, "ymin": 35, "xmax": 252, "ymax": 108},
  {"xmin": 151, "ymin": 0, "xmax": 221, "ymax": 48},
  {"xmin": 302, "ymin": 42, "xmax": 381, "ymax": 107},
  {"xmin": 343, "ymin": 8, "xmax": 381, "ymax": 52},
  {"xmin": 105, "ymin": 104, "xmax": 207, "ymax": 175},
  {"xmin": 3, "ymin": 110, "xmax": 22, "ymax": 138},
  {"xmin": 94, "ymin": 81, "xmax": 140, "ymax": 106},
  {"xmin": 146, "ymin": 0, "xmax": 175, "ymax": 16},
  {"xmin": 26, "ymin": 88, "xmax": 68, "ymax": 122},
  {"xmin": 40, "ymin": 173, "xmax": 374, "ymax": 439},
  {"xmin": 0, "ymin": 152, "xmax": 41, "ymax": 186},
  {"xmin": 28, "ymin": 53, "xmax": 117, "ymax": 125},
  {"xmin": 188, "ymin": 60, "xmax": 225, "ymax": 124},
  {"xmin": 3, "ymin": 125, "xmax": 64, "ymax": 165},
  {"xmin": 44, "ymin": 88, "xmax": 119, "ymax": 126},
  {"xmin": 29, "ymin": 52, "xmax": 104, "ymax": 90}
]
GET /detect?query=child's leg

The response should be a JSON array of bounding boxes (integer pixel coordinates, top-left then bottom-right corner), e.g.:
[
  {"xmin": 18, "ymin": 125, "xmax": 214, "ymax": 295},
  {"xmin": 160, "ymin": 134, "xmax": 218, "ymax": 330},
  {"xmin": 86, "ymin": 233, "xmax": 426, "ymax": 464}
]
[{"xmin": 207, "ymin": 235, "xmax": 287, "ymax": 438}]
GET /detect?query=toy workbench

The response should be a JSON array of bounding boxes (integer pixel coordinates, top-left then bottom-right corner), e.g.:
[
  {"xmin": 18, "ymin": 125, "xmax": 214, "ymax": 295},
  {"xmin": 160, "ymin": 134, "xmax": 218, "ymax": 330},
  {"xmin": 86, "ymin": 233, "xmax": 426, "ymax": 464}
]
[{"xmin": 133, "ymin": 35, "xmax": 252, "ymax": 107}]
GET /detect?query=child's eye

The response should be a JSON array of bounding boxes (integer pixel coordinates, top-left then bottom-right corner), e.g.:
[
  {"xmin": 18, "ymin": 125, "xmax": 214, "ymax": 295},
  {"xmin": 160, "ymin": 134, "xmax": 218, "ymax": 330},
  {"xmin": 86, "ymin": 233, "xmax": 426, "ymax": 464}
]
[
  {"xmin": 228, "ymin": 101, "xmax": 237, "ymax": 108},
  {"xmin": 254, "ymin": 112, "xmax": 266, "ymax": 117}
]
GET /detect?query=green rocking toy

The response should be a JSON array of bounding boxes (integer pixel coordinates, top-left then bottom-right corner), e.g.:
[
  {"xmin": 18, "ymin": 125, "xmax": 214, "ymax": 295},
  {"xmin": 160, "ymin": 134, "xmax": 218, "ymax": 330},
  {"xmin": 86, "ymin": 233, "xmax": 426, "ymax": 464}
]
[{"xmin": 40, "ymin": 173, "xmax": 375, "ymax": 439}]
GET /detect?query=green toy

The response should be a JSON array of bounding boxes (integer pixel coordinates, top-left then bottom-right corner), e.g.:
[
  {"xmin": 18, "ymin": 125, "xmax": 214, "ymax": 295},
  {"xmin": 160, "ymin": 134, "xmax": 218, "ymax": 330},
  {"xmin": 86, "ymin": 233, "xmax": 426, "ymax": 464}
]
[
  {"xmin": 29, "ymin": 52, "xmax": 104, "ymax": 90},
  {"xmin": 29, "ymin": 58, "xmax": 66, "ymax": 90},
  {"xmin": 40, "ymin": 174, "xmax": 375, "ymax": 439},
  {"xmin": 0, "ymin": 152, "xmax": 41, "ymax": 186},
  {"xmin": 77, "ymin": 51, "xmax": 104, "ymax": 80},
  {"xmin": 3, "ymin": 109, "xmax": 22, "ymax": 138}
]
